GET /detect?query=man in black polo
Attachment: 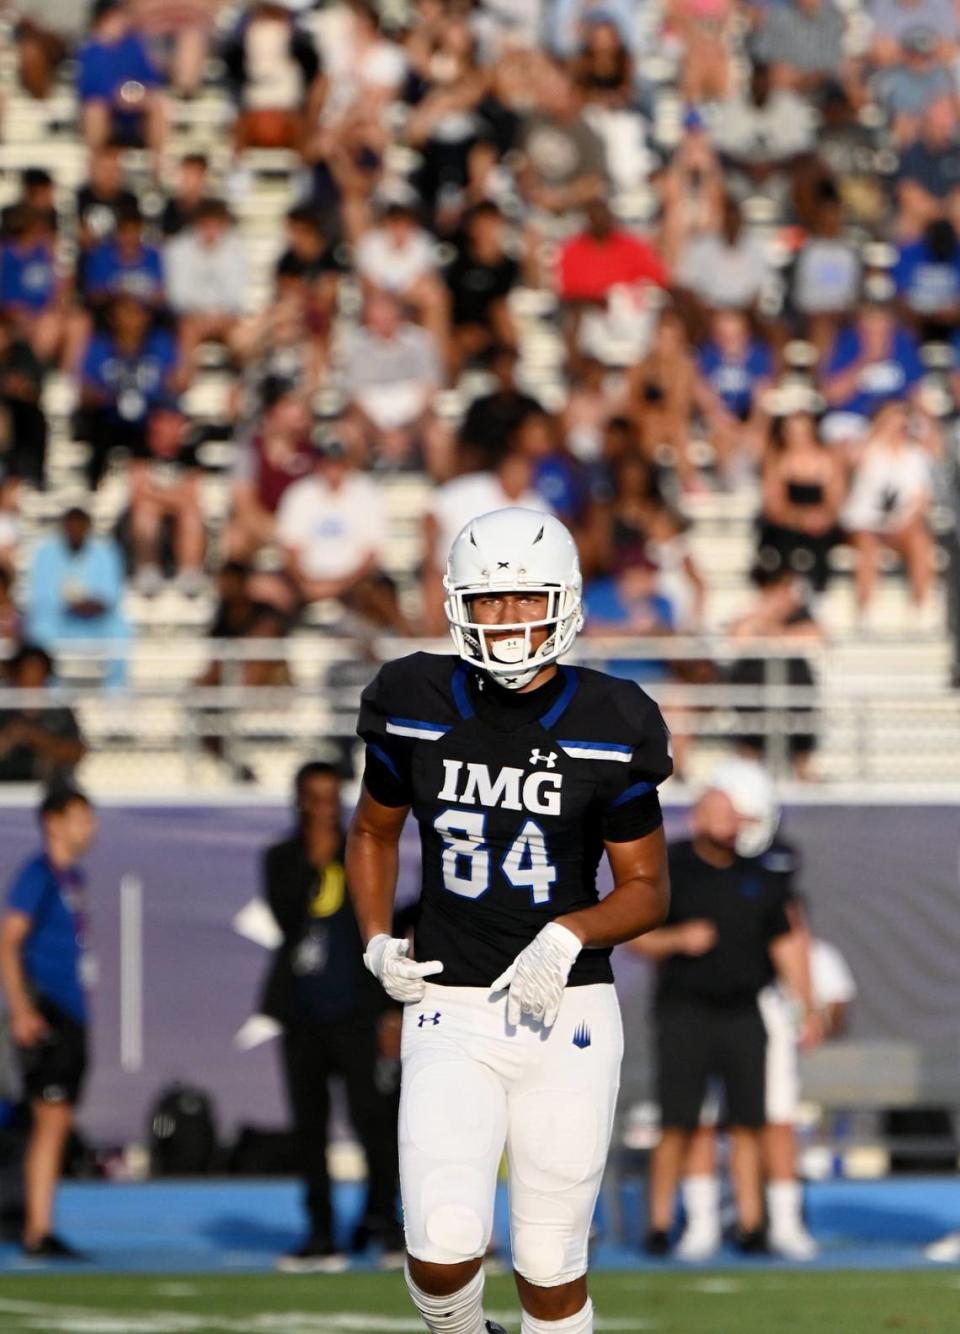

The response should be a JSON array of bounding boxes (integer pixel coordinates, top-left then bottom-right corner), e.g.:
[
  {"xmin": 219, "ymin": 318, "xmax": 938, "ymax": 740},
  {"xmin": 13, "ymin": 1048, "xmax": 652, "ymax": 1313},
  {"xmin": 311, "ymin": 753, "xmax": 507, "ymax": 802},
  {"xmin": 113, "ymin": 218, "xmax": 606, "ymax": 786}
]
[
  {"xmin": 632, "ymin": 786, "xmax": 819, "ymax": 1254},
  {"xmin": 262, "ymin": 762, "xmax": 402, "ymax": 1273}
]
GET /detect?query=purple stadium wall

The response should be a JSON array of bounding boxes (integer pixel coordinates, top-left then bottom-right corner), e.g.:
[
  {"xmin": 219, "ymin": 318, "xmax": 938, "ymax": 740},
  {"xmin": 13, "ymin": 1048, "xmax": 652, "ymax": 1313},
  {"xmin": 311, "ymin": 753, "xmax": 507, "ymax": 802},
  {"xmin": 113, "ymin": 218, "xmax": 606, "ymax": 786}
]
[{"xmin": 0, "ymin": 801, "xmax": 957, "ymax": 1146}]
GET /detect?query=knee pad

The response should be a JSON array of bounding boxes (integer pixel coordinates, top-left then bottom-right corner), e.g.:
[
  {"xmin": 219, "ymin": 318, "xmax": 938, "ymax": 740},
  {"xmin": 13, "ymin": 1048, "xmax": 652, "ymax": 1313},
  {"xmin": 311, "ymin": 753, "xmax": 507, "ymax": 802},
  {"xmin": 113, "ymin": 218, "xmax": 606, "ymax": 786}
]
[
  {"xmin": 513, "ymin": 1230, "xmax": 577, "ymax": 1288},
  {"xmin": 424, "ymin": 1199, "xmax": 486, "ymax": 1260},
  {"xmin": 513, "ymin": 1203, "xmax": 586, "ymax": 1288},
  {"xmin": 405, "ymin": 1164, "xmax": 490, "ymax": 1263}
]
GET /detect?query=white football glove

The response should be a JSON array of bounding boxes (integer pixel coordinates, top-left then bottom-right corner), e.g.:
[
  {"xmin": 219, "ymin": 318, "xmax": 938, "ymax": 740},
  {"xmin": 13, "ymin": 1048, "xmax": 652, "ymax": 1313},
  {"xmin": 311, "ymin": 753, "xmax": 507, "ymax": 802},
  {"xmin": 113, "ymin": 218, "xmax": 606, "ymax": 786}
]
[
  {"xmin": 489, "ymin": 922, "xmax": 583, "ymax": 1028},
  {"xmin": 363, "ymin": 934, "xmax": 444, "ymax": 1003}
]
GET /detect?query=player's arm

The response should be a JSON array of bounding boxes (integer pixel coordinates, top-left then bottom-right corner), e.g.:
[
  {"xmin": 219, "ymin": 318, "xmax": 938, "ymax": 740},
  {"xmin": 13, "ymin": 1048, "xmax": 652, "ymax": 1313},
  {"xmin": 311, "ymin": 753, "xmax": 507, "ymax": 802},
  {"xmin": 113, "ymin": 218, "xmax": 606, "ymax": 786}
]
[
  {"xmin": 489, "ymin": 834, "xmax": 669, "ymax": 1027},
  {"xmin": 346, "ymin": 786, "xmax": 408, "ymax": 945},
  {"xmin": 346, "ymin": 786, "xmax": 443, "ymax": 1001},
  {"xmin": 769, "ymin": 928, "xmax": 822, "ymax": 1050},
  {"xmin": 557, "ymin": 828, "xmax": 670, "ymax": 949},
  {"xmin": 0, "ymin": 911, "xmax": 49, "ymax": 1047}
]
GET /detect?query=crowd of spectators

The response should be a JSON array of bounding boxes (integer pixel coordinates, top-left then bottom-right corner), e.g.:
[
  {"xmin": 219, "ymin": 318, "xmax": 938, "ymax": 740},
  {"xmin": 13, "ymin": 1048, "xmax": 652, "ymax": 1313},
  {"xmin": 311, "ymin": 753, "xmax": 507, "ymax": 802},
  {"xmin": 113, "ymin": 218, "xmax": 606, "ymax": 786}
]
[{"xmin": 0, "ymin": 0, "xmax": 956, "ymax": 782}]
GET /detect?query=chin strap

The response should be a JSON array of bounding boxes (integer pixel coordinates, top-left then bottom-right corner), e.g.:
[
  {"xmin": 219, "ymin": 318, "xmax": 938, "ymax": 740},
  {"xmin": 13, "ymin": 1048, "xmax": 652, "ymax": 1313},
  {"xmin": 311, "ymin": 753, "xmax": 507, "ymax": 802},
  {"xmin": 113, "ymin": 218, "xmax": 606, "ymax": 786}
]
[{"xmin": 488, "ymin": 667, "xmax": 539, "ymax": 690}]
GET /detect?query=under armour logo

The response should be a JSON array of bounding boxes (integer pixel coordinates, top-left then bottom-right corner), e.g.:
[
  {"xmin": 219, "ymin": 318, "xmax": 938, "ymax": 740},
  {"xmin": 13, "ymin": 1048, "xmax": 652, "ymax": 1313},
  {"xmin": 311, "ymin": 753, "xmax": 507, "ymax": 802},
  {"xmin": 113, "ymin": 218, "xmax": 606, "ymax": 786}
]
[
  {"xmin": 529, "ymin": 749, "xmax": 557, "ymax": 769},
  {"xmin": 417, "ymin": 1012, "xmax": 441, "ymax": 1027},
  {"xmin": 497, "ymin": 561, "xmax": 510, "ymax": 569},
  {"xmin": 572, "ymin": 1023, "xmax": 591, "ymax": 1050}
]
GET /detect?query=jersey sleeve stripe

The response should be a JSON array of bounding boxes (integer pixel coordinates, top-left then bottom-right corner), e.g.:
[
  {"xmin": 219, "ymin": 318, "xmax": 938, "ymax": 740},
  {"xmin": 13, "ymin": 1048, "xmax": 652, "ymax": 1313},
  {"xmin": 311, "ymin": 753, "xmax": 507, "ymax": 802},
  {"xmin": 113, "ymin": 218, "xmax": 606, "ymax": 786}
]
[
  {"xmin": 607, "ymin": 779, "xmax": 656, "ymax": 810},
  {"xmin": 558, "ymin": 739, "xmax": 632, "ymax": 761},
  {"xmin": 385, "ymin": 717, "xmax": 451, "ymax": 741},
  {"xmin": 367, "ymin": 742, "xmax": 401, "ymax": 781}
]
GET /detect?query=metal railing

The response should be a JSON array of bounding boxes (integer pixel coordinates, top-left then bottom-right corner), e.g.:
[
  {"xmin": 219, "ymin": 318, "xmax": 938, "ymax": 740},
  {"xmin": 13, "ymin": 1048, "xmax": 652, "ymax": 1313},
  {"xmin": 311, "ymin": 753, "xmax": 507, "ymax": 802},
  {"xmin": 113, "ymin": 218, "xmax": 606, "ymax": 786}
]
[{"xmin": 1, "ymin": 631, "xmax": 955, "ymax": 789}]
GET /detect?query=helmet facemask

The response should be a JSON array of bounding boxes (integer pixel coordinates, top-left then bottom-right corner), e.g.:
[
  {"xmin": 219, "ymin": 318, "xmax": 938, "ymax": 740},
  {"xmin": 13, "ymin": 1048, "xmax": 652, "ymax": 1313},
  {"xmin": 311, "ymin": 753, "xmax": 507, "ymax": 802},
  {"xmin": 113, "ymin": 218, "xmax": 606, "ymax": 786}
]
[{"xmin": 444, "ymin": 583, "xmax": 583, "ymax": 690}]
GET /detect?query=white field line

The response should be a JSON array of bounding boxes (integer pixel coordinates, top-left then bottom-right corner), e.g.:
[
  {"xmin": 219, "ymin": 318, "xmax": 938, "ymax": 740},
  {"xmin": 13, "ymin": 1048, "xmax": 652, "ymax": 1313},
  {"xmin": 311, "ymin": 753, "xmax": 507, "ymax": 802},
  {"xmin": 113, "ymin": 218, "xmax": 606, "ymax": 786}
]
[{"xmin": 0, "ymin": 1299, "xmax": 655, "ymax": 1334}]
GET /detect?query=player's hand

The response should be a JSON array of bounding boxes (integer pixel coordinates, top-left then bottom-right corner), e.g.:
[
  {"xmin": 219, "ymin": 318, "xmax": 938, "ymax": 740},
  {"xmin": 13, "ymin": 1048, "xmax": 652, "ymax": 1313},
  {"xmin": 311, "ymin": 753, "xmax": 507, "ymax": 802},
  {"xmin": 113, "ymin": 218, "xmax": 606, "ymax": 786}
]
[
  {"xmin": 678, "ymin": 919, "xmax": 717, "ymax": 956},
  {"xmin": 11, "ymin": 1007, "xmax": 49, "ymax": 1048},
  {"xmin": 363, "ymin": 934, "xmax": 443, "ymax": 1003},
  {"xmin": 797, "ymin": 1009, "xmax": 824, "ymax": 1051},
  {"xmin": 489, "ymin": 922, "xmax": 583, "ymax": 1029}
]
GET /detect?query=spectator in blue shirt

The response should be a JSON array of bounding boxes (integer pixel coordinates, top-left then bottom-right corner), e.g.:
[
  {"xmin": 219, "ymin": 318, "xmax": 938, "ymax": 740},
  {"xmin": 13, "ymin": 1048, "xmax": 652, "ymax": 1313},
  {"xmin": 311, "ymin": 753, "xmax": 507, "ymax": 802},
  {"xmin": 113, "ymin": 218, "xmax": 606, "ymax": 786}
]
[
  {"xmin": 84, "ymin": 200, "xmax": 164, "ymax": 311},
  {"xmin": 584, "ymin": 546, "xmax": 679, "ymax": 737},
  {"xmin": 76, "ymin": 0, "xmax": 166, "ymax": 162},
  {"xmin": 821, "ymin": 300, "xmax": 924, "ymax": 441},
  {"xmin": 0, "ymin": 205, "xmax": 67, "ymax": 366},
  {"xmin": 26, "ymin": 508, "xmax": 130, "ymax": 690},
  {"xmin": 894, "ymin": 218, "xmax": 960, "ymax": 337},
  {"xmin": 512, "ymin": 410, "xmax": 586, "ymax": 524},
  {"xmin": 695, "ymin": 309, "xmax": 774, "ymax": 483},
  {"xmin": 0, "ymin": 787, "xmax": 96, "ymax": 1260},
  {"xmin": 79, "ymin": 294, "xmax": 177, "ymax": 487}
]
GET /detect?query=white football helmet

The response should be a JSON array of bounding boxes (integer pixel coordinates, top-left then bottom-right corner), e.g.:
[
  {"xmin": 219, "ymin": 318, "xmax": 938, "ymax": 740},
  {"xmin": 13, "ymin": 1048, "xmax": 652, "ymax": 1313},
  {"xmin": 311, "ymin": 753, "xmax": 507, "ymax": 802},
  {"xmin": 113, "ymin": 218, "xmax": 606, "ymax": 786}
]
[
  {"xmin": 444, "ymin": 508, "xmax": 584, "ymax": 690},
  {"xmin": 707, "ymin": 757, "xmax": 781, "ymax": 858}
]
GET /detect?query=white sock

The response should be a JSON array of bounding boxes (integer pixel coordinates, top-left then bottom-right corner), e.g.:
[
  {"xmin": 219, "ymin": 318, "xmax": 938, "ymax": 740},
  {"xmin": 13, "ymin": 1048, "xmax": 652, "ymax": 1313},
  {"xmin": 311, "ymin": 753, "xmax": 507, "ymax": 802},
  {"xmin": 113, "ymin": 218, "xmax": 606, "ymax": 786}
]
[
  {"xmin": 682, "ymin": 1175, "xmax": 720, "ymax": 1233},
  {"xmin": 405, "ymin": 1265, "xmax": 486, "ymax": 1334},
  {"xmin": 767, "ymin": 1180, "xmax": 803, "ymax": 1232},
  {"xmin": 521, "ymin": 1299, "xmax": 594, "ymax": 1334}
]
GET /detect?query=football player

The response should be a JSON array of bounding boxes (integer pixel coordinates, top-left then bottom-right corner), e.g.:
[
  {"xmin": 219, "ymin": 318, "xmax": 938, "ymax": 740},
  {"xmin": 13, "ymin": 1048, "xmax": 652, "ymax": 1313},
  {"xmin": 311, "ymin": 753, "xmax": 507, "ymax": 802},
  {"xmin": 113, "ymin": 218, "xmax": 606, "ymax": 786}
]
[{"xmin": 347, "ymin": 508, "xmax": 672, "ymax": 1334}]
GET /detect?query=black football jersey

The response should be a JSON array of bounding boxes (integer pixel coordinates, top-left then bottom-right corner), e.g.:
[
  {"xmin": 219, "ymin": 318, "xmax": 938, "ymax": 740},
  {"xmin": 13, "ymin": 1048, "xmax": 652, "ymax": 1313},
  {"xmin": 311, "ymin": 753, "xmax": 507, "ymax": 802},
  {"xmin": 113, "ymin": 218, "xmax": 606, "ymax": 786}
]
[{"xmin": 358, "ymin": 652, "xmax": 673, "ymax": 988}]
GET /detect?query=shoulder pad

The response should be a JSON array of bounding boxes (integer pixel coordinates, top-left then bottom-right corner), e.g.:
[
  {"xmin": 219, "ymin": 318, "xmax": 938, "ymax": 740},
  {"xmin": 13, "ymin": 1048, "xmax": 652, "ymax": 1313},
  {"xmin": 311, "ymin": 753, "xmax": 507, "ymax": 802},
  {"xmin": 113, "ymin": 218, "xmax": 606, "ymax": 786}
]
[{"xmin": 357, "ymin": 653, "xmax": 460, "ymax": 742}]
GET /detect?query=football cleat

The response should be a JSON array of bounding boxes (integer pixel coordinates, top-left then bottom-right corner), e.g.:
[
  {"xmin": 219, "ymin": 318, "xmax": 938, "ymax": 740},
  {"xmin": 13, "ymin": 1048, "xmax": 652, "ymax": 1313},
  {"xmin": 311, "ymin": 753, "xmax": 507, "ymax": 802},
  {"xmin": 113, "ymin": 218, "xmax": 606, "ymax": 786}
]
[
  {"xmin": 768, "ymin": 1222, "xmax": 819, "ymax": 1261},
  {"xmin": 675, "ymin": 1221, "xmax": 721, "ymax": 1262},
  {"xmin": 644, "ymin": 1228, "xmax": 672, "ymax": 1257},
  {"xmin": 22, "ymin": 1234, "xmax": 89, "ymax": 1262},
  {"xmin": 734, "ymin": 1227, "xmax": 768, "ymax": 1255}
]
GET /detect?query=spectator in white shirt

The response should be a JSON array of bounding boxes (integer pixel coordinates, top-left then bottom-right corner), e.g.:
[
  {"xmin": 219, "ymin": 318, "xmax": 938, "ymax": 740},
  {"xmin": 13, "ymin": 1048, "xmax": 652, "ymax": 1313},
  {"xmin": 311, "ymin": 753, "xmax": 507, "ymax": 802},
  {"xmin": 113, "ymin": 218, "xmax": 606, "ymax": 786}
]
[
  {"xmin": 165, "ymin": 199, "xmax": 247, "ymax": 381},
  {"xmin": 710, "ymin": 63, "xmax": 815, "ymax": 205},
  {"xmin": 842, "ymin": 401, "xmax": 936, "ymax": 615},
  {"xmin": 677, "ymin": 197, "xmax": 772, "ymax": 316},
  {"xmin": 355, "ymin": 204, "xmax": 450, "ymax": 363},
  {"xmin": 420, "ymin": 452, "xmax": 551, "ymax": 632},
  {"xmin": 789, "ymin": 185, "xmax": 861, "ymax": 357},
  {"xmin": 341, "ymin": 290, "xmax": 450, "ymax": 477},
  {"xmin": 276, "ymin": 436, "xmax": 410, "ymax": 631}
]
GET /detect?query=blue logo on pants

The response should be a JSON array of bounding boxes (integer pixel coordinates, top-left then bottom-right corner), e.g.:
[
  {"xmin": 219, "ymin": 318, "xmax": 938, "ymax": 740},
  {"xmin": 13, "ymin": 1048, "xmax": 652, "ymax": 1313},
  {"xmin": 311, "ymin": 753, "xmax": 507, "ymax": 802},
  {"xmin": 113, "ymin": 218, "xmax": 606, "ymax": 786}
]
[
  {"xmin": 572, "ymin": 1022, "xmax": 591, "ymax": 1049},
  {"xmin": 418, "ymin": 1012, "xmax": 441, "ymax": 1027}
]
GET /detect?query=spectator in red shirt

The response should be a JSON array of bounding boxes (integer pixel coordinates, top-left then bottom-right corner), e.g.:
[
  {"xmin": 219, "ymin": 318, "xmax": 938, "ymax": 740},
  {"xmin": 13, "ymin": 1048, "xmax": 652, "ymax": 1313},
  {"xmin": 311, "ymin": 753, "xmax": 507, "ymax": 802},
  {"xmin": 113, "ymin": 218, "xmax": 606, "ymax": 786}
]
[
  {"xmin": 224, "ymin": 377, "xmax": 314, "ymax": 562},
  {"xmin": 557, "ymin": 198, "xmax": 670, "ymax": 363}
]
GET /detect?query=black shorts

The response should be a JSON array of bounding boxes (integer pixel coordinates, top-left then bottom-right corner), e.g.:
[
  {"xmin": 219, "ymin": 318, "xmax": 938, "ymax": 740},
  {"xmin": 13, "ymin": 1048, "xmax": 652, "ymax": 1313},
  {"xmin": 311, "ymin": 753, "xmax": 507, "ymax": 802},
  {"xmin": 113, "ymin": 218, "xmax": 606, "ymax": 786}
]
[
  {"xmin": 656, "ymin": 997, "xmax": 766, "ymax": 1130},
  {"xmin": 17, "ymin": 998, "xmax": 88, "ymax": 1107}
]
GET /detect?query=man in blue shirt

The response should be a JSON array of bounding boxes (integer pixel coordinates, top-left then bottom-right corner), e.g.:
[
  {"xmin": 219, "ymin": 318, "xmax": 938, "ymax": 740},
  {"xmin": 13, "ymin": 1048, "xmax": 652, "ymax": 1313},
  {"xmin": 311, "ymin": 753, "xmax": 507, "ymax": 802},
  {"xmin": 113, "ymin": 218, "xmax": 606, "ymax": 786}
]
[
  {"xmin": 894, "ymin": 218, "xmax": 960, "ymax": 338},
  {"xmin": 85, "ymin": 201, "xmax": 164, "ymax": 312},
  {"xmin": 696, "ymin": 310, "xmax": 774, "ymax": 481},
  {"xmin": 79, "ymin": 293, "xmax": 177, "ymax": 487},
  {"xmin": 77, "ymin": 0, "xmax": 166, "ymax": 160},
  {"xmin": 821, "ymin": 299, "xmax": 924, "ymax": 435},
  {"xmin": 0, "ymin": 204, "xmax": 67, "ymax": 366},
  {"xmin": 0, "ymin": 788, "xmax": 97, "ymax": 1259}
]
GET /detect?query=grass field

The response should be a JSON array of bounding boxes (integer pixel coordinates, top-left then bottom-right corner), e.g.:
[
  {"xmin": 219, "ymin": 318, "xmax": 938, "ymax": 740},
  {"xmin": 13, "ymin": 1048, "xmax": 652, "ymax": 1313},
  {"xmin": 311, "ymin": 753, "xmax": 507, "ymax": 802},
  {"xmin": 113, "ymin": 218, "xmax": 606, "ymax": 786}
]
[{"xmin": 0, "ymin": 1271, "xmax": 958, "ymax": 1334}]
